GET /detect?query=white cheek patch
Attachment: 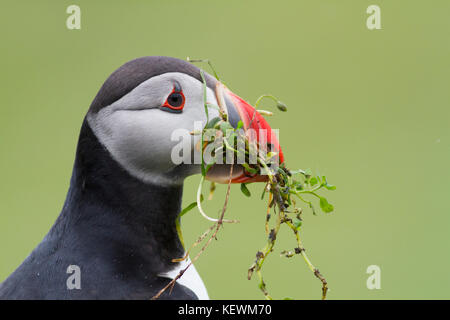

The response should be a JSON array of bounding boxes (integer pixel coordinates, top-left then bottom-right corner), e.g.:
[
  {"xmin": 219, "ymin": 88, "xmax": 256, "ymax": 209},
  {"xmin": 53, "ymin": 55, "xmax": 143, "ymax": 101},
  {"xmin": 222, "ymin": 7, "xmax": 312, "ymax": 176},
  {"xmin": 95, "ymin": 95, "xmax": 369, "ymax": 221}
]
[{"xmin": 87, "ymin": 72, "xmax": 219, "ymax": 186}]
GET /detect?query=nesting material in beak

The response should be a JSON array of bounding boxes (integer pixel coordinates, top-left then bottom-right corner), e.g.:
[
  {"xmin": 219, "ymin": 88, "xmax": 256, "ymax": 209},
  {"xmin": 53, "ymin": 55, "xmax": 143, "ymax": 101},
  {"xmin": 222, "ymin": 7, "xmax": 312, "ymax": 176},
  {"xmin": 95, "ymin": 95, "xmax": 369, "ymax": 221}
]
[{"xmin": 205, "ymin": 82, "xmax": 284, "ymax": 184}]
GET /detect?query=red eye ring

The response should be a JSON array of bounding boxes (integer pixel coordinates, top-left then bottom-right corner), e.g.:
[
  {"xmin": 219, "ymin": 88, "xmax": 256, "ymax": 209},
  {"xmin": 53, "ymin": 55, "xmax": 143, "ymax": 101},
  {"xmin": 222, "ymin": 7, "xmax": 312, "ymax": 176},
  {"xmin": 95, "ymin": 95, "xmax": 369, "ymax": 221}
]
[{"xmin": 161, "ymin": 85, "xmax": 185, "ymax": 113}]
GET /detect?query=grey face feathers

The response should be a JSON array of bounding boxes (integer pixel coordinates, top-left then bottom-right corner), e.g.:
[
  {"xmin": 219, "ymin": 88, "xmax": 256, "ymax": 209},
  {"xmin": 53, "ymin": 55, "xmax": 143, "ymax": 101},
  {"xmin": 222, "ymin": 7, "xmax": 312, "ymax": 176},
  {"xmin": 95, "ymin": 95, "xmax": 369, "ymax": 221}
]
[
  {"xmin": 89, "ymin": 56, "xmax": 217, "ymax": 114},
  {"xmin": 0, "ymin": 56, "xmax": 219, "ymax": 300},
  {"xmin": 86, "ymin": 56, "xmax": 221, "ymax": 186}
]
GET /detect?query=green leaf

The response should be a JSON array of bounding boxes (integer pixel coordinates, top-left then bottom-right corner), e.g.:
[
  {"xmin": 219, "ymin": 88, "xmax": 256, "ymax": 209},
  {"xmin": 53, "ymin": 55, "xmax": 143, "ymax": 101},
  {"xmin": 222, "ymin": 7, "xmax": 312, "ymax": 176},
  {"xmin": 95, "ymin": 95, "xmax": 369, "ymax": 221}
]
[
  {"xmin": 220, "ymin": 121, "xmax": 234, "ymax": 133},
  {"xmin": 179, "ymin": 202, "xmax": 197, "ymax": 217},
  {"xmin": 304, "ymin": 168, "xmax": 313, "ymax": 178},
  {"xmin": 290, "ymin": 169, "xmax": 306, "ymax": 176},
  {"xmin": 325, "ymin": 184, "xmax": 336, "ymax": 191},
  {"xmin": 240, "ymin": 183, "xmax": 251, "ymax": 197},
  {"xmin": 319, "ymin": 197, "xmax": 334, "ymax": 213},
  {"xmin": 179, "ymin": 194, "xmax": 204, "ymax": 217},
  {"xmin": 293, "ymin": 217, "xmax": 302, "ymax": 230},
  {"xmin": 266, "ymin": 152, "xmax": 277, "ymax": 160},
  {"xmin": 261, "ymin": 187, "xmax": 267, "ymax": 200},
  {"xmin": 321, "ymin": 175, "xmax": 336, "ymax": 190},
  {"xmin": 277, "ymin": 167, "xmax": 289, "ymax": 184},
  {"xmin": 236, "ymin": 120, "xmax": 244, "ymax": 130},
  {"xmin": 242, "ymin": 163, "xmax": 258, "ymax": 175},
  {"xmin": 205, "ymin": 117, "xmax": 221, "ymax": 129},
  {"xmin": 309, "ymin": 176, "xmax": 318, "ymax": 186},
  {"xmin": 291, "ymin": 180, "xmax": 303, "ymax": 190}
]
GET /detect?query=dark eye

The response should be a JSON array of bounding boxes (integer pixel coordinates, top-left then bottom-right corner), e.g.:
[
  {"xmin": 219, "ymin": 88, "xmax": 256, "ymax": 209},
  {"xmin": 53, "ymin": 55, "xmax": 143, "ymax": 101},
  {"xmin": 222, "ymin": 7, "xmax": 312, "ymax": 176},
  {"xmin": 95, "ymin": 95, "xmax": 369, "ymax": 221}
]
[
  {"xmin": 160, "ymin": 84, "xmax": 186, "ymax": 113},
  {"xmin": 167, "ymin": 92, "xmax": 183, "ymax": 108}
]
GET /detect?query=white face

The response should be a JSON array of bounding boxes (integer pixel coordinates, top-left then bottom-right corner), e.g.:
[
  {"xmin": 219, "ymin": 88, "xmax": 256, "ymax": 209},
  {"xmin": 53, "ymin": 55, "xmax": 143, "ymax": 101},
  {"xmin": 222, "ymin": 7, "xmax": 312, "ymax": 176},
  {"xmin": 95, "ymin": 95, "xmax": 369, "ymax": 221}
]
[{"xmin": 87, "ymin": 72, "xmax": 220, "ymax": 186}]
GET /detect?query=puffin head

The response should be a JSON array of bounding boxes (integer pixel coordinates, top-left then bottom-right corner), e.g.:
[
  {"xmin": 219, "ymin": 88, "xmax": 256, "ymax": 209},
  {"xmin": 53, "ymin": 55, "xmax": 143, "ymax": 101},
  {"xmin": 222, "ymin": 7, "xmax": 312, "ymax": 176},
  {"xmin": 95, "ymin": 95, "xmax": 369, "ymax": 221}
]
[{"xmin": 87, "ymin": 56, "xmax": 283, "ymax": 186}]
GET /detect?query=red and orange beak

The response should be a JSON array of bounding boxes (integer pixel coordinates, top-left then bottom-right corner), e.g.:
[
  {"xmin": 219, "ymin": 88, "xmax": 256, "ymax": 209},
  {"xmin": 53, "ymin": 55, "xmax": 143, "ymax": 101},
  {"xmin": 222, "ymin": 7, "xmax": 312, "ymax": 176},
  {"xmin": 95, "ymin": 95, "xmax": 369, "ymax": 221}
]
[{"xmin": 205, "ymin": 83, "xmax": 284, "ymax": 184}]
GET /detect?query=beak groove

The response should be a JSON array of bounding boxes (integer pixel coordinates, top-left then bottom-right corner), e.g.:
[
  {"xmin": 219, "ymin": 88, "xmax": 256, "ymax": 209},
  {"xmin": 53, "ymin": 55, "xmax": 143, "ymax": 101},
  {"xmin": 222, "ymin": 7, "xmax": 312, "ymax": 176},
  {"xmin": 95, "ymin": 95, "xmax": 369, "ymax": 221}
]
[{"xmin": 205, "ymin": 82, "xmax": 284, "ymax": 184}]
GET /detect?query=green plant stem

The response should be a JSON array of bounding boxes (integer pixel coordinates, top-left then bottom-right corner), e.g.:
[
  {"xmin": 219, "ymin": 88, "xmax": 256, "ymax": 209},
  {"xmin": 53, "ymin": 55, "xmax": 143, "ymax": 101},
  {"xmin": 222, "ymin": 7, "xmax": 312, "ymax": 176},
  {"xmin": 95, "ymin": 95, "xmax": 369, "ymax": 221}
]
[
  {"xmin": 196, "ymin": 176, "xmax": 237, "ymax": 223},
  {"xmin": 284, "ymin": 221, "xmax": 328, "ymax": 299},
  {"xmin": 254, "ymin": 94, "xmax": 279, "ymax": 109}
]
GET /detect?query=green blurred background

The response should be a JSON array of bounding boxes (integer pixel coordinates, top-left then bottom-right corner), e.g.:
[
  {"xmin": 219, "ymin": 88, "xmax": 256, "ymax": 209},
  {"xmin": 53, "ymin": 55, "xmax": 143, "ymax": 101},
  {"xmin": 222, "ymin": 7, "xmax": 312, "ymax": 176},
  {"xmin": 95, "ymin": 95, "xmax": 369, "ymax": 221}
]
[{"xmin": 1, "ymin": 0, "xmax": 449, "ymax": 299}]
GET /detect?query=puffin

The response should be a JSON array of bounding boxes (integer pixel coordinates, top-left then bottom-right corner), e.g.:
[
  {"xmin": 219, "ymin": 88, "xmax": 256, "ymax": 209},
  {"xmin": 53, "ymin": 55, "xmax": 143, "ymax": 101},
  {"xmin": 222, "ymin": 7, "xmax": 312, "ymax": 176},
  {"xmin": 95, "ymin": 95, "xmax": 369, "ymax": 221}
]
[{"xmin": 0, "ymin": 56, "xmax": 283, "ymax": 300}]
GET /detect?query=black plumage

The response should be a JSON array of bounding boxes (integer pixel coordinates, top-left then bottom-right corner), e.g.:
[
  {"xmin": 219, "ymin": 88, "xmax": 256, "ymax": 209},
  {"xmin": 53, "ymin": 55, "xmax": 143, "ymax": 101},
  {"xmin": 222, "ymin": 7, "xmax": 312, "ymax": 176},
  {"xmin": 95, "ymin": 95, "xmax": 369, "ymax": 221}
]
[
  {"xmin": 0, "ymin": 120, "xmax": 195, "ymax": 299},
  {"xmin": 0, "ymin": 56, "xmax": 212, "ymax": 299}
]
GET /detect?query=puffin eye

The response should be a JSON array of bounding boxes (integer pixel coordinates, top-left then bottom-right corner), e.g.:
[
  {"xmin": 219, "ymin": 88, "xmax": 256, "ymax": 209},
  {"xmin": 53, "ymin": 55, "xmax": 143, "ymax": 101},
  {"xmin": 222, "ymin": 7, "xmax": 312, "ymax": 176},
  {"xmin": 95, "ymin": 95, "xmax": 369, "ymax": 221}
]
[
  {"xmin": 161, "ymin": 84, "xmax": 185, "ymax": 113},
  {"xmin": 167, "ymin": 92, "xmax": 183, "ymax": 107}
]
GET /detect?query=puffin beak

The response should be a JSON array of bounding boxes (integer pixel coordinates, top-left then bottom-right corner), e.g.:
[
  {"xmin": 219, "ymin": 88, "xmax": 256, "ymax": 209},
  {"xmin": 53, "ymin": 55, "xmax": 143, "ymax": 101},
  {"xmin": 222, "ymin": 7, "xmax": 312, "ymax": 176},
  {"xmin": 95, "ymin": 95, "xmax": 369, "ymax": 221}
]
[{"xmin": 205, "ymin": 83, "xmax": 284, "ymax": 184}]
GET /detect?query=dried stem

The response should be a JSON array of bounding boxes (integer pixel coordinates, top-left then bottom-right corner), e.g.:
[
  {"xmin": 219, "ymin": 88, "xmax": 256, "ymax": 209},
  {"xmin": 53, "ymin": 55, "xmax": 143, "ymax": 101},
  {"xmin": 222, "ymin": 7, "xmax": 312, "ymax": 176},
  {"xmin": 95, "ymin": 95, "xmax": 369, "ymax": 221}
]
[
  {"xmin": 249, "ymin": 170, "xmax": 329, "ymax": 300},
  {"xmin": 154, "ymin": 62, "xmax": 333, "ymax": 300},
  {"xmin": 152, "ymin": 165, "xmax": 234, "ymax": 300},
  {"xmin": 284, "ymin": 220, "xmax": 328, "ymax": 300}
]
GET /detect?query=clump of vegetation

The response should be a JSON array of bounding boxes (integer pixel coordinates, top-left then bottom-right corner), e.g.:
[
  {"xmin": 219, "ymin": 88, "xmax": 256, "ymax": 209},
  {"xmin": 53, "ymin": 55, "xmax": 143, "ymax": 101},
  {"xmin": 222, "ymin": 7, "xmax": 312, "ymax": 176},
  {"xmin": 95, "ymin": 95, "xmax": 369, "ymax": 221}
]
[{"xmin": 152, "ymin": 59, "xmax": 335, "ymax": 300}]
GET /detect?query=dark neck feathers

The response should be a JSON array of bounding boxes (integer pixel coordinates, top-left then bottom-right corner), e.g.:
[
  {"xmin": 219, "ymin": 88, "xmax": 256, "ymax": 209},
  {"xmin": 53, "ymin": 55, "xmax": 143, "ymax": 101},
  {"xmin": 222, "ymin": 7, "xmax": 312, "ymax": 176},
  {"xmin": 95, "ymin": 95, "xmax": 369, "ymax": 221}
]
[
  {"xmin": 0, "ymin": 118, "xmax": 195, "ymax": 299},
  {"xmin": 51, "ymin": 118, "xmax": 184, "ymax": 276}
]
